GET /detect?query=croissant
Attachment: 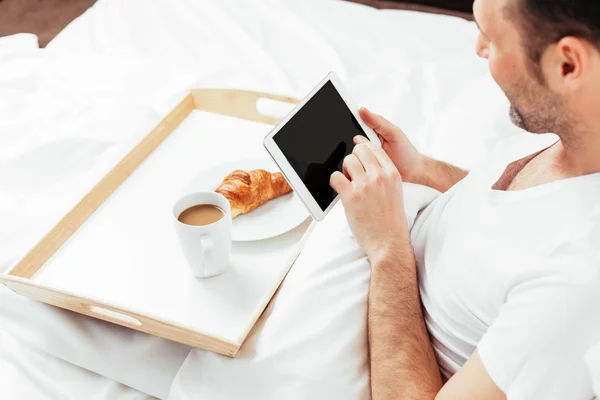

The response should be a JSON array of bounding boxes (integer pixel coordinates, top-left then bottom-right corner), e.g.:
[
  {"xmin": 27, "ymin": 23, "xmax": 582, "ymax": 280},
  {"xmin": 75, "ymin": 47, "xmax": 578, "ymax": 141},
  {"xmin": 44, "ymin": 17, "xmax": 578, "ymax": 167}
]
[{"xmin": 215, "ymin": 169, "xmax": 292, "ymax": 218}]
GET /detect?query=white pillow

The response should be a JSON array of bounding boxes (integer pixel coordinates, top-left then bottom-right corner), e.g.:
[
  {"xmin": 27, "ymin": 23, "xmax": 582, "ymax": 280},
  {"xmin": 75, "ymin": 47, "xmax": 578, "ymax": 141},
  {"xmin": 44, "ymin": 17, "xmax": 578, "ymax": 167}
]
[{"xmin": 168, "ymin": 183, "xmax": 439, "ymax": 399}]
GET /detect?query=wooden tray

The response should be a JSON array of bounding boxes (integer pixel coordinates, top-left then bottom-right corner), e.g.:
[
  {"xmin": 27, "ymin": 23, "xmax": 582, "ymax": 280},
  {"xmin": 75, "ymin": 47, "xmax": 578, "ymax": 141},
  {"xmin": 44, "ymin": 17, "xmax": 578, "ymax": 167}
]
[{"xmin": 0, "ymin": 89, "xmax": 315, "ymax": 357}]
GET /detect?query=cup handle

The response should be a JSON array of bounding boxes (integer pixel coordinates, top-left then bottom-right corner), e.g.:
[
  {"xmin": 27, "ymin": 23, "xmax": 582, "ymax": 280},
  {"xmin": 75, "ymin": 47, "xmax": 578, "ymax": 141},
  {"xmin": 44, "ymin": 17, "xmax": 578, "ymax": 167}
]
[{"xmin": 199, "ymin": 236, "xmax": 214, "ymax": 276}]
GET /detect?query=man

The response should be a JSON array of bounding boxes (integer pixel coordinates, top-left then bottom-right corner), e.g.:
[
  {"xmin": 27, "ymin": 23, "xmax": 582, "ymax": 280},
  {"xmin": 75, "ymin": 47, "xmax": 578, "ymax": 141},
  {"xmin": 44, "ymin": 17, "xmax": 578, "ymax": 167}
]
[{"xmin": 330, "ymin": 0, "xmax": 600, "ymax": 398}]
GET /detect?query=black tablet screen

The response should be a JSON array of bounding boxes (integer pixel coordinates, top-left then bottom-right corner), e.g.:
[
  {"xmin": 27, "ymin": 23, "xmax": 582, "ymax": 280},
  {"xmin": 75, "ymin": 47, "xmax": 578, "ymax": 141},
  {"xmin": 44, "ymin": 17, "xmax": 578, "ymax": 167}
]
[{"xmin": 273, "ymin": 81, "xmax": 367, "ymax": 211}]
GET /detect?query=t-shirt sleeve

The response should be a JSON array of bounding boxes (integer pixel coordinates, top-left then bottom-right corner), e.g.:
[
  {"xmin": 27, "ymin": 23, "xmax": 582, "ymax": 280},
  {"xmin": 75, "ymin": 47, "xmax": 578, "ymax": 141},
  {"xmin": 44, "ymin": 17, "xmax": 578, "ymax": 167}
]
[{"xmin": 477, "ymin": 250, "xmax": 600, "ymax": 400}]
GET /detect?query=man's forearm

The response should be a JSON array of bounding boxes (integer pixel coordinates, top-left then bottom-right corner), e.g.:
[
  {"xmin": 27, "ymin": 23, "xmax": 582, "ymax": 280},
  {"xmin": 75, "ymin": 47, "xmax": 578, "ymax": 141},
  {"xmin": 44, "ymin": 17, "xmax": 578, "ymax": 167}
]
[
  {"xmin": 369, "ymin": 235, "xmax": 442, "ymax": 399},
  {"xmin": 414, "ymin": 156, "xmax": 468, "ymax": 193}
]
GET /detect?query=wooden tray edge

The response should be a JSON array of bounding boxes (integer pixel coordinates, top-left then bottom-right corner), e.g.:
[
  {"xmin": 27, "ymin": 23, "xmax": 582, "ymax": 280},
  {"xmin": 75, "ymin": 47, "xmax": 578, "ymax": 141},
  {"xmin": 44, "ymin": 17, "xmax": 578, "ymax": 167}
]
[
  {"xmin": 0, "ymin": 274, "xmax": 240, "ymax": 357},
  {"xmin": 4, "ymin": 88, "xmax": 304, "ymax": 355}
]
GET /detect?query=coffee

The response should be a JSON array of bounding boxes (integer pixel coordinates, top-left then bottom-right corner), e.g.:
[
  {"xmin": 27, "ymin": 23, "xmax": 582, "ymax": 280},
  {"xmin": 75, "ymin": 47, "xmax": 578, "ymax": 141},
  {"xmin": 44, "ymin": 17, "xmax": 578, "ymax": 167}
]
[{"xmin": 178, "ymin": 204, "xmax": 225, "ymax": 226}]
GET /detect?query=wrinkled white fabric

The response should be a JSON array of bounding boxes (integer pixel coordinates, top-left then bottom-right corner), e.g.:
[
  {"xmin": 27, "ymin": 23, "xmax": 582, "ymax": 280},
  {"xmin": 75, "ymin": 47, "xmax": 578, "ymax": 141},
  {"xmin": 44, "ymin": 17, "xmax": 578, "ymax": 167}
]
[
  {"xmin": 0, "ymin": 0, "xmax": 551, "ymax": 399},
  {"xmin": 0, "ymin": 33, "xmax": 39, "ymax": 51},
  {"xmin": 0, "ymin": 324, "xmax": 151, "ymax": 400},
  {"xmin": 585, "ymin": 342, "xmax": 600, "ymax": 397}
]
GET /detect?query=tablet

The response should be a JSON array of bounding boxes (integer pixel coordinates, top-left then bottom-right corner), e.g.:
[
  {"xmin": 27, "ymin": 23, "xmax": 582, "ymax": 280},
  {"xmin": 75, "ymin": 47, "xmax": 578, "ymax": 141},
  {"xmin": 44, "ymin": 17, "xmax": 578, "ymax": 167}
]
[{"xmin": 263, "ymin": 72, "xmax": 381, "ymax": 221}]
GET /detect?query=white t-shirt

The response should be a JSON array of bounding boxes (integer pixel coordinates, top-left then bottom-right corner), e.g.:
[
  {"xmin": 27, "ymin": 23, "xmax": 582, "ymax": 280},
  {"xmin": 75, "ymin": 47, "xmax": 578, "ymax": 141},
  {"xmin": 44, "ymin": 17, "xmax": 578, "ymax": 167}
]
[{"xmin": 411, "ymin": 133, "xmax": 600, "ymax": 399}]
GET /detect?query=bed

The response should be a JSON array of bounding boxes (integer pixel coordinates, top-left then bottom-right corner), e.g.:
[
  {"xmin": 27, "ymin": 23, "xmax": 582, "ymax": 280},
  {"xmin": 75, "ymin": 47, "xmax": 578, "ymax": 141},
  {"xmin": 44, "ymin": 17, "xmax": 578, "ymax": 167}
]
[{"xmin": 2, "ymin": 0, "xmax": 582, "ymax": 398}]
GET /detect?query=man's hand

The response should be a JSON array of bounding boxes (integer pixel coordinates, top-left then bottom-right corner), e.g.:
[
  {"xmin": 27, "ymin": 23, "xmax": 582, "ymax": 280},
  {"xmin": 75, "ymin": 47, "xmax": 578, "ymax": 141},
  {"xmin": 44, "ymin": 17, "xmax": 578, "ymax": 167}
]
[
  {"xmin": 358, "ymin": 107, "xmax": 469, "ymax": 193},
  {"xmin": 358, "ymin": 107, "xmax": 423, "ymax": 184},
  {"xmin": 329, "ymin": 140, "xmax": 408, "ymax": 264}
]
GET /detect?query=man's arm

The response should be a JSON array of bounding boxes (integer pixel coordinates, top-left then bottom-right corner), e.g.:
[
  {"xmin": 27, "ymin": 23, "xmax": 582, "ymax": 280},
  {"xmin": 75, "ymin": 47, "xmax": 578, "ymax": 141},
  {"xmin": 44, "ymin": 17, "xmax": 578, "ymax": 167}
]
[
  {"xmin": 369, "ymin": 239, "xmax": 442, "ymax": 398},
  {"xmin": 416, "ymin": 156, "xmax": 468, "ymax": 193},
  {"xmin": 331, "ymin": 141, "xmax": 505, "ymax": 400},
  {"xmin": 370, "ymin": 242, "xmax": 505, "ymax": 399}
]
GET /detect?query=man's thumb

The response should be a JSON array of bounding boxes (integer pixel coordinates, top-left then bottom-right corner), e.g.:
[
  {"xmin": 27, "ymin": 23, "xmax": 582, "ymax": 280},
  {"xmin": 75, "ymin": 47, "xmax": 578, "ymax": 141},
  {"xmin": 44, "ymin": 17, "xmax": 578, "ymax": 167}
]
[{"xmin": 359, "ymin": 107, "xmax": 397, "ymax": 139}]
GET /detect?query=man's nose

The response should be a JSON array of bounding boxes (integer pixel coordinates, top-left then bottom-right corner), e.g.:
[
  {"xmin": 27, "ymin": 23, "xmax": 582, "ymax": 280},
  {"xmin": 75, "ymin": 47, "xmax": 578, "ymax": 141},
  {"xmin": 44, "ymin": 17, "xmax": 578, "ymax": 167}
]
[{"xmin": 476, "ymin": 35, "xmax": 489, "ymax": 59}]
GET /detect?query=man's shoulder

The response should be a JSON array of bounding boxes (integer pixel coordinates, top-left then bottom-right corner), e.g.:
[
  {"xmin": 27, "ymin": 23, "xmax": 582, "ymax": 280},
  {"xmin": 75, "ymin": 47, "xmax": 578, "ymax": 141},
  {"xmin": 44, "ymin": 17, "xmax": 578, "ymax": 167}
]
[{"xmin": 541, "ymin": 214, "xmax": 600, "ymax": 291}]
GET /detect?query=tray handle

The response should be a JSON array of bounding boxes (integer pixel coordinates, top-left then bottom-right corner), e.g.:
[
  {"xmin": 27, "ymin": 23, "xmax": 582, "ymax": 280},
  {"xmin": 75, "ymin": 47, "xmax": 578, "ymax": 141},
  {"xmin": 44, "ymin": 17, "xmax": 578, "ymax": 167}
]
[
  {"xmin": 88, "ymin": 305, "xmax": 142, "ymax": 326},
  {"xmin": 0, "ymin": 275, "xmax": 239, "ymax": 357},
  {"xmin": 190, "ymin": 89, "xmax": 300, "ymax": 125}
]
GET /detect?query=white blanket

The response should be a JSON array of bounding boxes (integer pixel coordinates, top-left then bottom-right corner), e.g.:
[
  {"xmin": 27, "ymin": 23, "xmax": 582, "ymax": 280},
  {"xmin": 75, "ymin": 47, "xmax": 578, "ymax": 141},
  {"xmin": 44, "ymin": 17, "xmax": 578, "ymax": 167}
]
[
  {"xmin": 0, "ymin": 325, "xmax": 150, "ymax": 400},
  {"xmin": 586, "ymin": 343, "xmax": 600, "ymax": 396},
  {"xmin": 2, "ymin": 0, "xmax": 558, "ymax": 398}
]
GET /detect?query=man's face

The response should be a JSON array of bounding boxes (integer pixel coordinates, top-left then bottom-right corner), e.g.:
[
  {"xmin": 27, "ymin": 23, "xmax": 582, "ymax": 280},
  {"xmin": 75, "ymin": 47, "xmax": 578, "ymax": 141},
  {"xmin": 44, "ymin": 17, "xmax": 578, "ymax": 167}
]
[{"xmin": 473, "ymin": 0, "xmax": 567, "ymax": 134}]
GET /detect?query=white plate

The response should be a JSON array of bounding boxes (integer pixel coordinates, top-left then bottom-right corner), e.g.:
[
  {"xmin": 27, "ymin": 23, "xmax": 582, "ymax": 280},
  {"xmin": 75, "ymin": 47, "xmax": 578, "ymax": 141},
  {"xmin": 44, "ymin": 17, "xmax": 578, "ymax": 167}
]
[{"xmin": 183, "ymin": 158, "xmax": 310, "ymax": 241}]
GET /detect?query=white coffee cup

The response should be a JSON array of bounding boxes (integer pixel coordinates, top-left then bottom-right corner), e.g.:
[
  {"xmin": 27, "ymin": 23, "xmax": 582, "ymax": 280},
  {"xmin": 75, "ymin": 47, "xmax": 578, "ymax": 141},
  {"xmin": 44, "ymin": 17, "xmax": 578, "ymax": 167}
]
[{"xmin": 173, "ymin": 192, "xmax": 232, "ymax": 278}]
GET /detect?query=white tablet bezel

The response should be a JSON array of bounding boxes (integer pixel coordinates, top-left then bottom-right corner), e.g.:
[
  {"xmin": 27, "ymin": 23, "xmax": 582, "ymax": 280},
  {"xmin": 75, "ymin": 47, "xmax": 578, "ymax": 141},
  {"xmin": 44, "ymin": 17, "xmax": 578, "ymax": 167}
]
[{"xmin": 263, "ymin": 72, "xmax": 382, "ymax": 221}]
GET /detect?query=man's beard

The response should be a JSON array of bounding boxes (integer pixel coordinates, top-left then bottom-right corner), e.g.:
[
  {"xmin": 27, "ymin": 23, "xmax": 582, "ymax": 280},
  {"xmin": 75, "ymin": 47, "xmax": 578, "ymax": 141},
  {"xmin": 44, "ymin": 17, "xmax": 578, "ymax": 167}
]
[
  {"xmin": 505, "ymin": 80, "xmax": 566, "ymax": 135},
  {"xmin": 509, "ymin": 104, "xmax": 529, "ymax": 131}
]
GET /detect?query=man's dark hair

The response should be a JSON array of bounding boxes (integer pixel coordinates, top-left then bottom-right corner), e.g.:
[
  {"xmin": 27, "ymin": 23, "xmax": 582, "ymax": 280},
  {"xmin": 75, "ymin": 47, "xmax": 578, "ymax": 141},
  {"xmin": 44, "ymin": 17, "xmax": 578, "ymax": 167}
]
[{"xmin": 511, "ymin": 0, "xmax": 600, "ymax": 78}]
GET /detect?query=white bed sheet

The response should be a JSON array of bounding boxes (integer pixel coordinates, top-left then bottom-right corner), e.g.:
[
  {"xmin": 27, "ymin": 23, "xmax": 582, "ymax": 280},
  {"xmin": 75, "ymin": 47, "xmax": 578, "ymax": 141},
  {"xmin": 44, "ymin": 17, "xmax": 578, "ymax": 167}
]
[
  {"xmin": 1, "ymin": 0, "xmax": 549, "ymax": 398},
  {"xmin": 0, "ymin": 319, "xmax": 151, "ymax": 400}
]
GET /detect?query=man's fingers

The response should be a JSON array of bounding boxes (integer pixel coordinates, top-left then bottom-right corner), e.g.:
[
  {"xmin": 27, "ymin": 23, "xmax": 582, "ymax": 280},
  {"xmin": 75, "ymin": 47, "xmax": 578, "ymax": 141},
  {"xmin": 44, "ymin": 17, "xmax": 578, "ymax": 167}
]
[
  {"xmin": 359, "ymin": 107, "xmax": 400, "ymax": 140},
  {"xmin": 342, "ymin": 154, "xmax": 365, "ymax": 180},
  {"xmin": 359, "ymin": 140, "xmax": 399, "ymax": 176},
  {"xmin": 353, "ymin": 135, "xmax": 369, "ymax": 145},
  {"xmin": 353, "ymin": 143, "xmax": 380, "ymax": 173},
  {"xmin": 330, "ymin": 171, "xmax": 351, "ymax": 194},
  {"xmin": 372, "ymin": 146, "xmax": 400, "ymax": 176}
]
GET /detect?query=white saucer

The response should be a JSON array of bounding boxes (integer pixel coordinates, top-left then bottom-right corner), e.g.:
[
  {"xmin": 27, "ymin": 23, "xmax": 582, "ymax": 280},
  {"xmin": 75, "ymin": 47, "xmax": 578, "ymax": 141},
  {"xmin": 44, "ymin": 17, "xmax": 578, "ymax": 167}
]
[{"xmin": 184, "ymin": 158, "xmax": 310, "ymax": 241}]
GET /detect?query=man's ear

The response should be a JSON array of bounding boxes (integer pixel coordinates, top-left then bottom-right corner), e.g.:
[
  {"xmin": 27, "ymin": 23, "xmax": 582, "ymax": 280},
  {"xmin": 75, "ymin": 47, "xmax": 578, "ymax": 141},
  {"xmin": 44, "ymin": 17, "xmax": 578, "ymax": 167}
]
[{"xmin": 547, "ymin": 36, "xmax": 590, "ymax": 91}]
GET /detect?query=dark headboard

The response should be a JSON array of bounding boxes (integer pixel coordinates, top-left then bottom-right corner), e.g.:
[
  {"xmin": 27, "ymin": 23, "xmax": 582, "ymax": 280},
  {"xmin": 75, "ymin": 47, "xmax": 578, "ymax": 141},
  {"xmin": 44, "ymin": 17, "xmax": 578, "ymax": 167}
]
[{"xmin": 345, "ymin": 0, "xmax": 473, "ymax": 20}]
